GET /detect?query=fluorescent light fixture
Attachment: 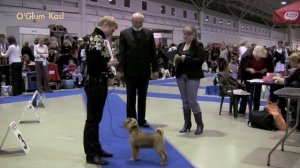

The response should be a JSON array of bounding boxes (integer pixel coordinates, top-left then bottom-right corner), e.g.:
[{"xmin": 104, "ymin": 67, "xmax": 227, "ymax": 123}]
[{"xmin": 281, "ymin": 1, "xmax": 286, "ymax": 5}]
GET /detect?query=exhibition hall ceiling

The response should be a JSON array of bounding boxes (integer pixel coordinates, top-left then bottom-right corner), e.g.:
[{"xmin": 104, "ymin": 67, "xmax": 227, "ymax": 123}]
[{"xmin": 177, "ymin": 0, "xmax": 289, "ymax": 25}]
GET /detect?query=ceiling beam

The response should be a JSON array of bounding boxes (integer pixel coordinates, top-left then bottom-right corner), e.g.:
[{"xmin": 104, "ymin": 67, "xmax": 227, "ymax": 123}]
[
  {"xmin": 225, "ymin": 0, "xmax": 239, "ymax": 19},
  {"xmin": 189, "ymin": 0, "xmax": 201, "ymax": 10},
  {"xmin": 219, "ymin": 1, "xmax": 272, "ymax": 22},
  {"xmin": 204, "ymin": 0, "xmax": 214, "ymax": 8}
]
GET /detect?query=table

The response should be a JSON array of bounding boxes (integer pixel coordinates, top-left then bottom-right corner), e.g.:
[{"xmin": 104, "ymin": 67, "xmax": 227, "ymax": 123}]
[{"xmin": 267, "ymin": 87, "xmax": 300, "ymax": 166}]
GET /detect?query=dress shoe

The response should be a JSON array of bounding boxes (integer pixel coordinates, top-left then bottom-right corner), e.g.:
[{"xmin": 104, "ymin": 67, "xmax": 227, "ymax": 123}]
[
  {"xmin": 138, "ymin": 122, "xmax": 150, "ymax": 128},
  {"xmin": 238, "ymin": 110, "xmax": 245, "ymax": 115},
  {"xmin": 86, "ymin": 155, "xmax": 109, "ymax": 165},
  {"xmin": 99, "ymin": 150, "xmax": 113, "ymax": 157}
]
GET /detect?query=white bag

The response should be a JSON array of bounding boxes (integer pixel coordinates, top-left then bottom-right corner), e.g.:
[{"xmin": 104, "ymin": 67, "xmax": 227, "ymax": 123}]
[
  {"xmin": 274, "ymin": 62, "xmax": 285, "ymax": 73},
  {"xmin": 202, "ymin": 62, "xmax": 208, "ymax": 72}
]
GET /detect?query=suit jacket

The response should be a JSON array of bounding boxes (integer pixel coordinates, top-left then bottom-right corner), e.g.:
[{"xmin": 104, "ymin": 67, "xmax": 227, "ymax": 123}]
[
  {"xmin": 119, "ymin": 28, "xmax": 158, "ymax": 78},
  {"xmin": 238, "ymin": 47, "xmax": 274, "ymax": 81},
  {"xmin": 175, "ymin": 39, "xmax": 205, "ymax": 79}
]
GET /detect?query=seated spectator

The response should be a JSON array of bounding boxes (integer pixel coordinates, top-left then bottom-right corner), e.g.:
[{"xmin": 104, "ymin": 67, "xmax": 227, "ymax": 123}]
[
  {"xmin": 63, "ymin": 59, "xmax": 83, "ymax": 86},
  {"xmin": 157, "ymin": 57, "xmax": 170, "ymax": 79},
  {"xmin": 228, "ymin": 57, "xmax": 238, "ymax": 73},
  {"xmin": 272, "ymin": 52, "xmax": 300, "ymax": 130},
  {"xmin": 273, "ymin": 52, "xmax": 300, "ymax": 87},
  {"xmin": 48, "ymin": 41, "xmax": 60, "ymax": 63},
  {"xmin": 59, "ymin": 40, "xmax": 72, "ymax": 76},
  {"xmin": 22, "ymin": 54, "xmax": 34, "ymax": 71},
  {"xmin": 21, "ymin": 41, "xmax": 34, "ymax": 61},
  {"xmin": 160, "ymin": 67, "xmax": 171, "ymax": 79}
]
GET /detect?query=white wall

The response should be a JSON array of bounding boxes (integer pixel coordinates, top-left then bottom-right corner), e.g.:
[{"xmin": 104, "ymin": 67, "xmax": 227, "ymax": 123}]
[{"xmin": 0, "ymin": 0, "xmax": 296, "ymax": 47}]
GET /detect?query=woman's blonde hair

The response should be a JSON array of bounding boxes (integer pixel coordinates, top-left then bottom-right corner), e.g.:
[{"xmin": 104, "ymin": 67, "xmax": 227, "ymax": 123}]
[
  {"xmin": 183, "ymin": 25, "xmax": 198, "ymax": 40},
  {"xmin": 98, "ymin": 16, "xmax": 118, "ymax": 29},
  {"xmin": 252, "ymin": 46, "xmax": 266, "ymax": 57},
  {"xmin": 288, "ymin": 52, "xmax": 300, "ymax": 63}
]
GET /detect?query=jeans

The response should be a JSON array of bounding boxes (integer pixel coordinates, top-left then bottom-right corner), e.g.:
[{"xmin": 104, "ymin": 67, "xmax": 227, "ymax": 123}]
[{"xmin": 176, "ymin": 74, "xmax": 201, "ymax": 113}]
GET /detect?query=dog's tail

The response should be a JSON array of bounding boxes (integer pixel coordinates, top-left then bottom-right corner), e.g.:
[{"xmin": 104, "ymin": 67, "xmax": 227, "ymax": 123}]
[{"xmin": 156, "ymin": 128, "xmax": 164, "ymax": 136}]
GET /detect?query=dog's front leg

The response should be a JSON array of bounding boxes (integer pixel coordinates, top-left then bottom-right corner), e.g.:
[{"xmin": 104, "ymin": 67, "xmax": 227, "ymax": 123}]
[{"xmin": 130, "ymin": 146, "xmax": 139, "ymax": 161}]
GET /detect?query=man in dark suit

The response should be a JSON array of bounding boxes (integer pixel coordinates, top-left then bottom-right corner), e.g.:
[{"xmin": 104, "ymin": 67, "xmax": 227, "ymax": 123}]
[{"xmin": 119, "ymin": 12, "xmax": 159, "ymax": 128}]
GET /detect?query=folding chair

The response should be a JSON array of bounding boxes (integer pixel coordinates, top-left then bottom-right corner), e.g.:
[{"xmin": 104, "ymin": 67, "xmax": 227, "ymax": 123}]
[{"xmin": 48, "ymin": 63, "xmax": 61, "ymax": 90}]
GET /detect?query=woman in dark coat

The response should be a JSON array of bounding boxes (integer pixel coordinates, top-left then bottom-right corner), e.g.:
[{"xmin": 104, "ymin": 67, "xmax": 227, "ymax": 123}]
[{"xmin": 175, "ymin": 25, "xmax": 205, "ymax": 135}]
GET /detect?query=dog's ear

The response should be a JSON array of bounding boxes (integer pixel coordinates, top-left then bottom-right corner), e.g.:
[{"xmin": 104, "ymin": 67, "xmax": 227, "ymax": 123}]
[
  {"xmin": 125, "ymin": 118, "xmax": 131, "ymax": 123},
  {"xmin": 130, "ymin": 123, "xmax": 138, "ymax": 130}
]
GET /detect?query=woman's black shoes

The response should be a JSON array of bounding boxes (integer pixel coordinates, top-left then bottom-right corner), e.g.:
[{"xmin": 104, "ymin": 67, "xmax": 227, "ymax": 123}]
[{"xmin": 179, "ymin": 122, "xmax": 192, "ymax": 133}]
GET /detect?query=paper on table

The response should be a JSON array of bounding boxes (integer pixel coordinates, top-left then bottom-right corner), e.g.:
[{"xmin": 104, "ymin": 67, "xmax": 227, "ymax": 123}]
[
  {"xmin": 230, "ymin": 89, "xmax": 250, "ymax": 95},
  {"xmin": 247, "ymin": 79, "xmax": 263, "ymax": 83}
]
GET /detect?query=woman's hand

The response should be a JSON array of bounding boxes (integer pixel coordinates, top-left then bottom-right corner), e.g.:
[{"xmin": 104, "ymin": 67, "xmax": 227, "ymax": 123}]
[
  {"xmin": 246, "ymin": 68, "xmax": 255, "ymax": 74},
  {"xmin": 273, "ymin": 76, "xmax": 285, "ymax": 84},
  {"xmin": 260, "ymin": 68, "xmax": 267, "ymax": 74},
  {"xmin": 180, "ymin": 55, "xmax": 186, "ymax": 61},
  {"xmin": 107, "ymin": 59, "xmax": 119, "ymax": 67}
]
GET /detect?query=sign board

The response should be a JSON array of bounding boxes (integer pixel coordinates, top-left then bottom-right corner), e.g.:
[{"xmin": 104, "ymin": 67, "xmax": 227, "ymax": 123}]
[
  {"xmin": 19, "ymin": 27, "xmax": 50, "ymax": 35},
  {"xmin": 19, "ymin": 90, "xmax": 45, "ymax": 124},
  {"xmin": 9, "ymin": 121, "xmax": 29, "ymax": 154}
]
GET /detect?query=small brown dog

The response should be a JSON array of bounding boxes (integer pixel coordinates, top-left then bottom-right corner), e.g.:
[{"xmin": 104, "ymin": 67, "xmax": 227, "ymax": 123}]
[{"xmin": 124, "ymin": 118, "xmax": 168, "ymax": 166}]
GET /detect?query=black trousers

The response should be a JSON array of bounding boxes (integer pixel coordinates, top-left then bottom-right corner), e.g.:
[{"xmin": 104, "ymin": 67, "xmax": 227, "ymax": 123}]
[
  {"xmin": 35, "ymin": 62, "xmax": 51, "ymax": 92},
  {"xmin": 125, "ymin": 76, "xmax": 149, "ymax": 124},
  {"xmin": 84, "ymin": 77, "xmax": 107, "ymax": 157},
  {"xmin": 10, "ymin": 62, "xmax": 23, "ymax": 95},
  {"xmin": 240, "ymin": 82, "xmax": 262, "ymax": 113},
  {"xmin": 269, "ymin": 84, "xmax": 286, "ymax": 115}
]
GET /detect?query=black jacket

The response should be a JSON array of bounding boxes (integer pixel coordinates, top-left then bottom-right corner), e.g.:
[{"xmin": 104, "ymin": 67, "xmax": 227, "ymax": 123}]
[
  {"xmin": 238, "ymin": 47, "xmax": 274, "ymax": 81},
  {"xmin": 21, "ymin": 46, "xmax": 34, "ymax": 61},
  {"xmin": 119, "ymin": 28, "xmax": 158, "ymax": 78},
  {"xmin": 285, "ymin": 68, "xmax": 300, "ymax": 88},
  {"xmin": 85, "ymin": 28, "xmax": 110, "ymax": 76},
  {"xmin": 175, "ymin": 39, "xmax": 205, "ymax": 79}
]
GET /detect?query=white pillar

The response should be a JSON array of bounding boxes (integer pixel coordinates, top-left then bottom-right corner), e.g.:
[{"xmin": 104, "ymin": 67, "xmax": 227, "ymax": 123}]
[
  {"xmin": 237, "ymin": 19, "xmax": 241, "ymax": 41},
  {"xmin": 289, "ymin": 27, "xmax": 295, "ymax": 43},
  {"xmin": 80, "ymin": 0, "xmax": 86, "ymax": 37},
  {"xmin": 199, "ymin": 10, "xmax": 204, "ymax": 40}
]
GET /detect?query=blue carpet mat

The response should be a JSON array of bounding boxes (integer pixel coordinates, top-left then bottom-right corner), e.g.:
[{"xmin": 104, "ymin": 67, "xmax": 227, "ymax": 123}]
[
  {"xmin": 0, "ymin": 85, "xmax": 267, "ymax": 167},
  {"xmin": 0, "ymin": 88, "xmax": 266, "ymax": 106},
  {"xmin": 82, "ymin": 93, "xmax": 194, "ymax": 168},
  {"xmin": 149, "ymin": 73, "xmax": 216, "ymax": 86}
]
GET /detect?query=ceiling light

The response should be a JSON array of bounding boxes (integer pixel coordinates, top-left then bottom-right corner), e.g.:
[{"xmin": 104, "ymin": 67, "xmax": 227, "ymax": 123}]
[{"xmin": 281, "ymin": 1, "xmax": 287, "ymax": 5}]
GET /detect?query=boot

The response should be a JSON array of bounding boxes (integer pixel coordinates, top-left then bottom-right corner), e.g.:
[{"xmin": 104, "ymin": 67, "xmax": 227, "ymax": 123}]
[
  {"xmin": 179, "ymin": 110, "xmax": 192, "ymax": 133},
  {"xmin": 194, "ymin": 113, "xmax": 204, "ymax": 135}
]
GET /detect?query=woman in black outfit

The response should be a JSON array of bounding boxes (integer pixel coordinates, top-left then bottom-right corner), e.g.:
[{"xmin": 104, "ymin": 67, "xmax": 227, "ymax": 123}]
[
  {"xmin": 84, "ymin": 16, "xmax": 118, "ymax": 165},
  {"xmin": 21, "ymin": 41, "xmax": 34, "ymax": 61},
  {"xmin": 175, "ymin": 25, "xmax": 205, "ymax": 135}
]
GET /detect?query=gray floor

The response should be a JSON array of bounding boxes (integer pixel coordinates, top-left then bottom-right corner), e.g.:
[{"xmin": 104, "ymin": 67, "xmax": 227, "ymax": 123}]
[{"xmin": 0, "ymin": 77, "xmax": 299, "ymax": 168}]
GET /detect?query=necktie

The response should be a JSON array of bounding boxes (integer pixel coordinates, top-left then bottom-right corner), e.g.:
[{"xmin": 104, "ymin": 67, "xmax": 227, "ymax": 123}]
[{"xmin": 136, "ymin": 31, "xmax": 141, "ymax": 39}]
